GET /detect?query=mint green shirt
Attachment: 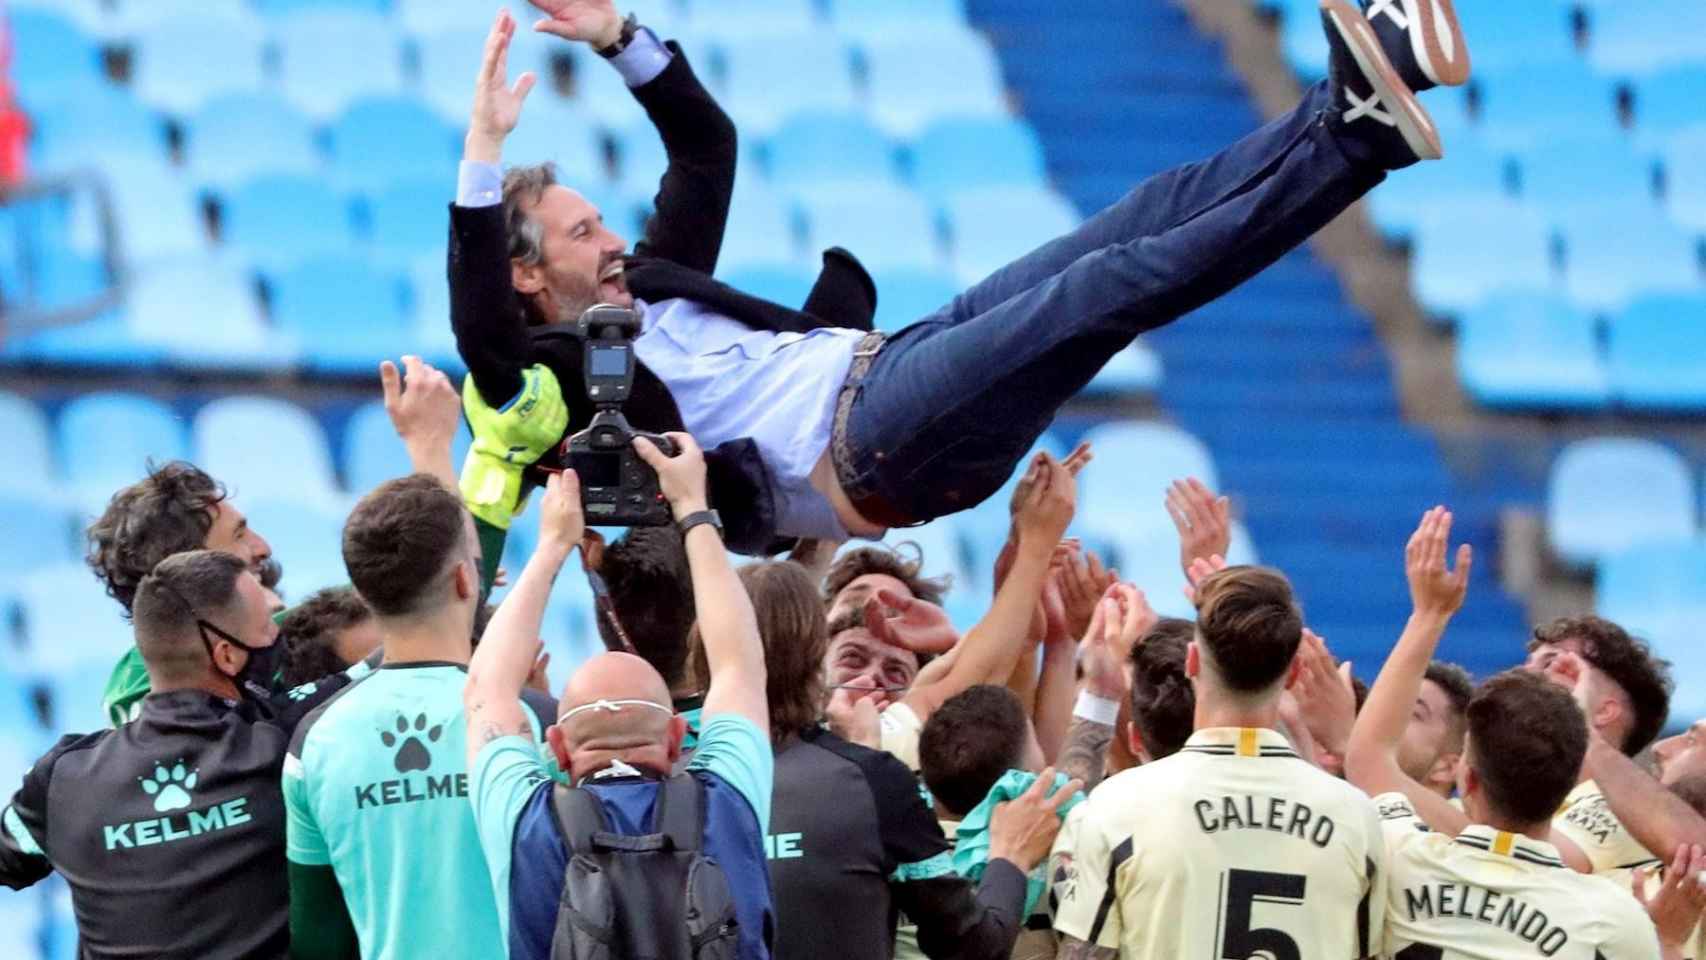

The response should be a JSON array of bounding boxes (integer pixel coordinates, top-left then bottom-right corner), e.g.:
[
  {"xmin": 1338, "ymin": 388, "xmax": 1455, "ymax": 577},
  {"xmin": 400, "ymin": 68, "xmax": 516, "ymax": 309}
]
[{"xmin": 282, "ymin": 662, "xmax": 545, "ymax": 960}]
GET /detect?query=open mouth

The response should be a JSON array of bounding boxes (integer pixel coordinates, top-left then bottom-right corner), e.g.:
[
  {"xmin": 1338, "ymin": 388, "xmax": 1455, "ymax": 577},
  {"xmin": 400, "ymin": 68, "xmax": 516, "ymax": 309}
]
[{"xmin": 598, "ymin": 260, "xmax": 627, "ymax": 295}]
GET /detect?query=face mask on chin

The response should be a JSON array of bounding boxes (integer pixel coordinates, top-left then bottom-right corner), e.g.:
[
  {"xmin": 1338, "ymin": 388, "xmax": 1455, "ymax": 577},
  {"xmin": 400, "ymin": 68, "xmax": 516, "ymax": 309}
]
[{"xmin": 198, "ymin": 619, "xmax": 285, "ymax": 701}]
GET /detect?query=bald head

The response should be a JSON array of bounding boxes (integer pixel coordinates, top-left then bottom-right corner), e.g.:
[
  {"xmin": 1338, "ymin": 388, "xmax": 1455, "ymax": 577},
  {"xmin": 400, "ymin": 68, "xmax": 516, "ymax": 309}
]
[{"xmin": 551, "ymin": 653, "xmax": 682, "ymax": 778}]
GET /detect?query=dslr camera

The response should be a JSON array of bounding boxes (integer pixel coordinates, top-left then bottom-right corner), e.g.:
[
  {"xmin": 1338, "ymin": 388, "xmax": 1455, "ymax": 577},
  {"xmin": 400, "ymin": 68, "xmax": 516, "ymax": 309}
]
[{"xmin": 558, "ymin": 304, "xmax": 678, "ymax": 526}]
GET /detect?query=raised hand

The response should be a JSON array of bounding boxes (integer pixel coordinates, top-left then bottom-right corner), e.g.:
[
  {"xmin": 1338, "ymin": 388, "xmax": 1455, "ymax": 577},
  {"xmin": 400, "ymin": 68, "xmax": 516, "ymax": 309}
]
[
  {"xmin": 381, "ymin": 355, "xmax": 460, "ymax": 454},
  {"xmin": 864, "ymin": 587, "xmax": 960, "ymax": 655},
  {"xmin": 1292, "ymin": 629, "xmax": 1357, "ymax": 762},
  {"xmin": 467, "ymin": 9, "xmax": 537, "ymax": 162},
  {"xmin": 1181, "ymin": 553, "xmax": 1228, "ymax": 604},
  {"xmin": 1405, "ymin": 506, "xmax": 1472, "ymax": 619},
  {"xmin": 632, "ymin": 432, "xmax": 709, "ymax": 518},
  {"xmin": 1080, "ymin": 583, "xmax": 1156, "ymax": 699},
  {"xmin": 1166, "ymin": 477, "xmax": 1231, "ymax": 579},
  {"xmin": 1057, "ymin": 543, "xmax": 1118, "ymax": 641},
  {"xmin": 1633, "ymin": 845, "xmax": 1706, "ymax": 952},
  {"xmin": 528, "ymin": 0, "xmax": 624, "ymax": 47},
  {"xmin": 538, "ymin": 469, "xmax": 586, "ymax": 552},
  {"xmin": 1013, "ymin": 452, "xmax": 1077, "ymax": 548}
]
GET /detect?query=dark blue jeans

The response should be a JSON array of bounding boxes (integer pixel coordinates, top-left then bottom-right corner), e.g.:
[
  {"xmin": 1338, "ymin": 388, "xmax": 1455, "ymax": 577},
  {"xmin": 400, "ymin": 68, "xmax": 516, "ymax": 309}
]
[{"xmin": 839, "ymin": 81, "xmax": 1385, "ymax": 525}]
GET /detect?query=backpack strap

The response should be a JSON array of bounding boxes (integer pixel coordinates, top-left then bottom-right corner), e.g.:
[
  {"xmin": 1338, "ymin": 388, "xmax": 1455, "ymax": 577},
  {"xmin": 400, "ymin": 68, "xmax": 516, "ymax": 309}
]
[
  {"xmin": 551, "ymin": 783, "xmax": 610, "ymax": 854},
  {"xmin": 653, "ymin": 773, "xmax": 707, "ymax": 854}
]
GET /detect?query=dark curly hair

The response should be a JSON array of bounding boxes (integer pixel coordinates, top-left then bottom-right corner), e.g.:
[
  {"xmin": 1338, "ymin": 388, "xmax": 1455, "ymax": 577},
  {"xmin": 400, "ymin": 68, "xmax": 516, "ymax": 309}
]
[
  {"xmin": 1529, "ymin": 616, "xmax": 1673, "ymax": 755},
  {"xmin": 822, "ymin": 543, "xmax": 951, "ymax": 609},
  {"xmin": 279, "ymin": 587, "xmax": 373, "ymax": 688},
  {"xmin": 87, "ymin": 461, "xmax": 227, "ymax": 617}
]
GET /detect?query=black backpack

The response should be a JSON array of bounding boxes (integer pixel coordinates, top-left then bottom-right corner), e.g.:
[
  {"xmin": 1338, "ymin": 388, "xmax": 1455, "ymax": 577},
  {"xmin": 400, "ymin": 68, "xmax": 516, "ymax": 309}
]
[{"xmin": 549, "ymin": 773, "xmax": 743, "ymax": 960}]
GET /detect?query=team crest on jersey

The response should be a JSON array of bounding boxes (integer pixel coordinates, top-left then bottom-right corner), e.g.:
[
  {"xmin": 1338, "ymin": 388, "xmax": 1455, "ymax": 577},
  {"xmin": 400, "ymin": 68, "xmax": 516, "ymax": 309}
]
[{"xmin": 380, "ymin": 712, "xmax": 444, "ymax": 773}]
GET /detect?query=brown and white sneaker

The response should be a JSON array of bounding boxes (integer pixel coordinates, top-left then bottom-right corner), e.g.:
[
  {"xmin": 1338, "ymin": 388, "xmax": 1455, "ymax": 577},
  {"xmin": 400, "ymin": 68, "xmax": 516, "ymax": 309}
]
[
  {"xmin": 1322, "ymin": 0, "xmax": 1443, "ymax": 167},
  {"xmin": 1360, "ymin": 0, "xmax": 1472, "ymax": 90}
]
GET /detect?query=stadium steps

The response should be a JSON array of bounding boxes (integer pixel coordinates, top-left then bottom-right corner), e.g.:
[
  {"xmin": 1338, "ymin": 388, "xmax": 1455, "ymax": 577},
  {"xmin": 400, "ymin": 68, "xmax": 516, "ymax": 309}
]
[{"xmin": 967, "ymin": 0, "xmax": 1530, "ymax": 673}]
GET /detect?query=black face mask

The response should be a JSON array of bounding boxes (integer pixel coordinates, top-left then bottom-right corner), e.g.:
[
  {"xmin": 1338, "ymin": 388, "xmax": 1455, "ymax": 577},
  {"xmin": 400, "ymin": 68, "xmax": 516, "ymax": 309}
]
[{"xmin": 198, "ymin": 619, "xmax": 284, "ymax": 701}]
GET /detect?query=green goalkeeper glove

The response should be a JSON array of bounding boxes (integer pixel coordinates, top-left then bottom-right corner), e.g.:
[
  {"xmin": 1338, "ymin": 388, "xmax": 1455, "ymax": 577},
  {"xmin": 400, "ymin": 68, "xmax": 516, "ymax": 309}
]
[{"xmin": 459, "ymin": 365, "xmax": 571, "ymax": 530}]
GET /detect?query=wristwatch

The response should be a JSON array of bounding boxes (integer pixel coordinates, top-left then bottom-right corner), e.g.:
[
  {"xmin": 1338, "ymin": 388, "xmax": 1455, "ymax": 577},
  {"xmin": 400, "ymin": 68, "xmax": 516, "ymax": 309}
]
[
  {"xmin": 596, "ymin": 14, "xmax": 640, "ymax": 59},
  {"xmin": 677, "ymin": 509, "xmax": 724, "ymax": 540}
]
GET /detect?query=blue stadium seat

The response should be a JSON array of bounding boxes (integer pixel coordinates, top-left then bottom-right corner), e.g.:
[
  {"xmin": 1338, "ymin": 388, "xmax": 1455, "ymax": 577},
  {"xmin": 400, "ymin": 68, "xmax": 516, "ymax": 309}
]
[
  {"xmin": 861, "ymin": 28, "xmax": 1008, "ymax": 134},
  {"xmin": 1559, "ymin": 211, "xmax": 1702, "ymax": 310},
  {"xmin": 1475, "ymin": 65, "xmax": 1624, "ymax": 150},
  {"xmin": 0, "ymin": 393, "xmax": 57, "ymax": 499},
  {"xmin": 909, "ymin": 116, "xmax": 1046, "ymax": 202},
  {"xmin": 130, "ymin": 14, "xmax": 268, "ymax": 113},
  {"xmin": 186, "ymin": 93, "xmax": 322, "ymax": 187},
  {"xmin": 266, "ymin": 256, "xmax": 409, "ymax": 374},
  {"xmin": 677, "ymin": 0, "xmax": 816, "ymax": 38},
  {"xmin": 1083, "ymin": 343, "xmax": 1164, "ymax": 396},
  {"xmin": 827, "ymin": 0, "xmax": 964, "ymax": 40},
  {"xmin": 221, "ymin": 174, "xmax": 356, "ymax": 268},
  {"xmin": 501, "ymin": 99, "xmax": 609, "ymax": 183},
  {"xmin": 84, "ymin": 159, "xmax": 208, "ymax": 262},
  {"xmin": 361, "ymin": 177, "xmax": 452, "ymax": 265},
  {"xmin": 343, "ymin": 400, "xmax": 472, "ymax": 497},
  {"xmin": 414, "ymin": 26, "xmax": 501, "ymax": 122},
  {"xmin": 275, "ymin": 10, "xmax": 407, "ymax": 119},
  {"xmin": 253, "ymin": 0, "xmax": 392, "ymax": 18},
  {"xmin": 717, "ymin": 34, "xmax": 858, "ymax": 135},
  {"xmin": 1587, "ymin": 3, "xmax": 1706, "ymax": 76},
  {"xmin": 57, "ymin": 393, "xmax": 188, "ymax": 500},
  {"xmin": 715, "ymin": 262, "xmax": 815, "ymax": 308},
  {"xmin": 766, "ymin": 111, "xmax": 897, "ymax": 188},
  {"xmin": 9, "ymin": 8, "xmax": 104, "ymax": 92},
  {"xmin": 563, "ymin": 45, "xmax": 649, "ymax": 127},
  {"xmin": 870, "ymin": 267, "xmax": 959, "ymax": 333},
  {"xmin": 397, "ymin": 0, "xmax": 494, "ymax": 34},
  {"xmin": 1667, "ymin": 132, "xmax": 1706, "ymax": 231},
  {"xmin": 1598, "ymin": 541, "xmax": 1706, "ymax": 637},
  {"xmin": 124, "ymin": 259, "xmax": 293, "ymax": 369},
  {"xmin": 1634, "ymin": 67, "xmax": 1706, "ymax": 144},
  {"xmin": 31, "ymin": 88, "xmax": 168, "ymax": 173},
  {"xmin": 1456, "ymin": 294, "xmax": 1609, "ymax": 410},
  {"xmin": 1409, "ymin": 202, "xmax": 1556, "ymax": 315},
  {"xmin": 1547, "ymin": 438, "xmax": 1697, "ymax": 567},
  {"xmin": 796, "ymin": 185, "xmax": 941, "ymax": 270},
  {"xmin": 235, "ymin": 496, "xmax": 349, "ymax": 598},
  {"xmin": 1517, "ymin": 137, "xmax": 1661, "ymax": 216},
  {"xmin": 193, "ymin": 397, "xmax": 342, "ymax": 507},
  {"xmin": 1606, "ymin": 294, "xmax": 1706, "ymax": 412},
  {"xmin": 328, "ymin": 97, "xmax": 457, "ymax": 190},
  {"xmin": 717, "ymin": 183, "xmax": 800, "ymax": 269},
  {"xmin": 943, "ymin": 186, "xmax": 1080, "ymax": 285},
  {"xmin": 0, "ymin": 497, "xmax": 75, "ymax": 574},
  {"xmin": 1075, "ymin": 421, "xmax": 1218, "ymax": 544},
  {"xmin": 1453, "ymin": 0, "xmax": 1580, "ymax": 75},
  {"xmin": 17, "ymin": 565, "xmax": 134, "ymax": 677}
]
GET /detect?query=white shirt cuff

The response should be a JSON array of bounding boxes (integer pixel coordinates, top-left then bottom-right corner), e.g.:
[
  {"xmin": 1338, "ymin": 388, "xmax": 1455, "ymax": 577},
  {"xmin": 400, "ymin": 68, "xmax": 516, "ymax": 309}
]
[
  {"xmin": 456, "ymin": 159, "xmax": 503, "ymax": 208},
  {"xmin": 607, "ymin": 27, "xmax": 671, "ymax": 88},
  {"xmin": 1073, "ymin": 690, "xmax": 1120, "ymax": 726}
]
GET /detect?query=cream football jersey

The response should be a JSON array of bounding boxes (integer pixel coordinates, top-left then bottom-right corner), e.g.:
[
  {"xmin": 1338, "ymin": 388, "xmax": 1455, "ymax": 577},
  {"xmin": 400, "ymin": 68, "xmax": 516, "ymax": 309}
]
[
  {"xmin": 1377, "ymin": 793, "xmax": 1659, "ymax": 959},
  {"xmin": 1050, "ymin": 727, "xmax": 1386, "ymax": 959},
  {"xmin": 1550, "ymin": 780, "xmax": 1661, "ymax": 887}
]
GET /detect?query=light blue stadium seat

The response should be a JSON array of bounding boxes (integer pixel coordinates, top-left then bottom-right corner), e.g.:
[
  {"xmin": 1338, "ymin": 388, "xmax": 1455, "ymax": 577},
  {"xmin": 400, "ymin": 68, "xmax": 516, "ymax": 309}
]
[
  {"xmin": 361, "ymin": 177, "xmax": 452, "ymax": 265},
  {"xmin": 1606, "ymin": 294, "xmax": 1706, "ymax": 411},
  {"xmin": 275, "ymin": 10, "xmax": 406, "ymax": 119},
  {"xmin": 717, "ymin": 33, "xmax": 857, "ymax": 135},
  {"xmin": 1597, "ymin": 541, "xmax": 1706, "ymax": 636},
  {"xmin": 79, "ymin": 159, "xmax": 207, "ymax": 262},
  {"xmin": 861, "ymin": 28, "xmax": 1008, "ymax": 134},
  {"xmin": 715, "ymin": 262, "xmax": 815, "ymax": 308},
  {"xmin": 1634, "ymin": 67, "xmax": 1706, "ymax": 145},
  {"xmin": 1076, "ymin": 421, "xmax": 1219, "ymax": 525},
  {"xmin": 57, "ymin": 393, "xmax": 188, "ymax": 499},
  {"xmin": 124, "ymin": 258, "xmax": 293, "ymax": 369},
  {"xmin": 0, "ymin": 496, "xmax": 75, "ymax": 574},
  {"xmin": 17, "ymin": 565, "xmax": 134, "ymax": 677},
  {"xmin": 909, "ymin": 116, "xmax": 1047, "ymax": 202},
  {"xmin": 31, "ymin": 88, "xmax": 167, "ymax": 173},
  {"xmin": 9, "ymin": 8, "xmax": 104, "ymax": 92},
  {"xmin": 186, "ymin": 92, "xmax": 321, "ymax": 188},
  {"xmin": 414, "ymin": 26, "xmax": 499, "ymax": 122},
  {"xmin": 328, "ymin": 97, "xmax": 456, "ymax": 190},
  {"xmin": 717, "ymin": 184, "xmax": 800, "ymax": 268},
  {"xmin": 502, "ymin": 99, "xmax": 609, "ymax": 183},
  {"xmin": 397, "ymin": 0, "xmax": 494, "ymax": 33},
  {"xmin": 1547, "ymin": 438, "xmax": 1697, "ymax": 567},
  {"xmin": 237, "ymin": 496, "xmax": 349, "ymax": 598},
  {"xmin": 827, "ymin": 0, "xmax": 964, "ymax": 40},
  {"xmin": 944, "ymin": 186, "xmax": 1080, "ymax": 285},
  {"xmin": 678, "ymin": 0, "xmax": 817, "ymax": 38},
  {"xmin": 343, "ymin": 400, "xmax": 472, "ymax": 497},
  {"xmin": 221, "ymin": 174, "xmax": 355, "ymax": 269},
  {"xmin": 131, "ymin": 13, "xmax": 268, "ymax": 113},
  {"xmin": 1559, "ymin": 211, "xmax": 1702, "ymax": 310},
  {"xmin": 1456, "ymin": 293, "xmax": 1609, "ymax": 410},
  {"xmin": 267, "ymin": 256, "xmax": 409, "ymax": 374},
  {"xmin": 1587, "ymin": 3, "xmax": 1706, "ymax": 76},
  {"xmin": 766, "ymin": 111, "xmax": 897, "ymax": 188},
  {"xmin": 1410, "ymin": 202, "xmax": 1557, "ymax": 315},
  {"xmin": 1475, "ymin": 66, "xmax": 1623, "ymax": 151},
  {"xmin": 1517, "ymin": 137, "xmax": 1661, "ymax": 217},
  {"xmin": 1083, "ymin": 343, "xmax": 1164, "ymax": 397},
  {"xmin": 0, "ymin": 392, "xmax": 57, "ymax": 499},
  {"xmin": 870, "ymin": 267, "xmax": 959, "ymax": 333},
  {"xmin": 1666, "ymin": 132, "xmax": 1706, "ymax": 232},
  {"xmin": 563, "ymin": 45, "xmax": 649, "ymax": 127},
  {"xmin": 1453, "ymin": 0, "xmax": 1580, "ymax": 75},
  {"xmin": 194, "ymin": 397, "xmax": 342, "ymax": 507},
  {"xmin": 254, "ymin": 0, "xmax": 392, "ymax": 18},
  {"xmin": 796, "ymin": 184, "xmax": 941, "ymax": 270}
]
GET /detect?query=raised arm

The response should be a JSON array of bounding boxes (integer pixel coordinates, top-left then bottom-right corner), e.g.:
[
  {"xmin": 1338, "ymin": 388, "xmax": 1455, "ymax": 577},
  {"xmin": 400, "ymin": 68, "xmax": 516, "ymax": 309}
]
[
  {"xmin": 1344, "ymin": 507, "xmax": 1473, "ymax": 835},
  {"xmin": 532, "ymin": 0, "xmax": 735, "ymax": 273},
  {"xmin": 380, "ymin": 355, "xmax": 462, "ymax": 491},
  {"xmin": 464, "ymin": 470, "xmax": 585, "ymax": 767},
  {"xmin": 902, "ymin": 454, "xmax": 1076, "ymax": 722},
  {"xmin": 1581, "ymin": 703, "xmax": 1706, "ymax": 863},
  {"xmin": 634, "ymin": 433, "xmax": 767, "ymax": 736}
]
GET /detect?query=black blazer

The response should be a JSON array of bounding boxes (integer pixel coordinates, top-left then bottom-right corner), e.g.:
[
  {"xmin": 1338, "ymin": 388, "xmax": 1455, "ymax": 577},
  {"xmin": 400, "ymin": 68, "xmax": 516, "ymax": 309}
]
[{"xmin": 448, "ymin": 43, "xmax": 875, "ymax": 554}]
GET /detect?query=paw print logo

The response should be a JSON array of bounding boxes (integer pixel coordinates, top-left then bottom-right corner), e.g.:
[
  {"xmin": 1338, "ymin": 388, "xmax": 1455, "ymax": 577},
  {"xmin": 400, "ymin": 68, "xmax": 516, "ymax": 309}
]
[
  {"xmin": 380, "ymin": 713, "xmax": 443, "ymax": 773},
  {"xmin": 139, "ymin": 761, "xmax": 198, "ymax": 813},
  {"xmin": 286, "ymin": 682, "xmax": 318, "ymax": 702}
]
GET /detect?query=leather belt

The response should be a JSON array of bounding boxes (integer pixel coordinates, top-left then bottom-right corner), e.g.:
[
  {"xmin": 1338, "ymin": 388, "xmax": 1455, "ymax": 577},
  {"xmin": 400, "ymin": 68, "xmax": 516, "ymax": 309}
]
[{"xmin": 831, "ymin": 331, "xmax": 920, "ymax": 530}]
